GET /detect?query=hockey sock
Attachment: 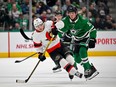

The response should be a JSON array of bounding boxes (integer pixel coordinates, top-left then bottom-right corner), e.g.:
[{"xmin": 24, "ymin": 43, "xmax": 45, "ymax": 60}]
[
  {"xmin": 82, "ymin": 57, "xmax": 91, "ymax": 70},
  {"xmin": 59, "ymin": 58, "xmax": 77, "ymax": 75},
  {"xmin": 66, "ymin": 54, "xmax": 75, "ymax": 65},
  {"xmin": 79, "ymin": 47, "xmax": 91, "ymax": 70},
  {"xmin": 74, "ymin": 53, "xmax": 83, "ymax": 64}
]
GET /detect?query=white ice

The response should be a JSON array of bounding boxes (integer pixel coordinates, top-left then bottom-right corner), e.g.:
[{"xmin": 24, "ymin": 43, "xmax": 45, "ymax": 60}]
[{"xmin": 0, "ymin": 56, "xmax": 116, "ymax": 87}]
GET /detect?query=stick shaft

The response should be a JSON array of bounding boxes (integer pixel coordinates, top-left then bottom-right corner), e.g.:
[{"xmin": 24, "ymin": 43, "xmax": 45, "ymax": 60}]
[
  {"xmin": 42, "ymin": 35, "xmax": 55, "ymax": 56},
  {"xmin": 63, "ymin": 42, "xmax": 80, "ymax": 45},
  {"xmin": 15, "ymin": 52, "xmax": 38, "ymax": 63},
  {"xmin": 25, "ymin": 60, "xmax": 41, "ymax": 83}
]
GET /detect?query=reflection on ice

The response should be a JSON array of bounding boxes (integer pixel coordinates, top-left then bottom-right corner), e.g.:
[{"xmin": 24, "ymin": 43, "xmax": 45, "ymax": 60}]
[{"xmin": 0, "ymin": 57, "xmax": 116, "ymax": 87}]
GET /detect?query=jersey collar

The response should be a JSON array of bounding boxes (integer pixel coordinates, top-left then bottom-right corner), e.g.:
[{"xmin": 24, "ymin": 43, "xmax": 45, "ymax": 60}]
[{"xmin": 69, "ymin": 15, "xmax": 79, "ymax": 23}]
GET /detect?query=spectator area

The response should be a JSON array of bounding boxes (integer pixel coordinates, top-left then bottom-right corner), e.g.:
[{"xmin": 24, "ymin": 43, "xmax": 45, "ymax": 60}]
[{"xmin": 0, "ymin": 0, "xmax": 116, "ymax": 31}]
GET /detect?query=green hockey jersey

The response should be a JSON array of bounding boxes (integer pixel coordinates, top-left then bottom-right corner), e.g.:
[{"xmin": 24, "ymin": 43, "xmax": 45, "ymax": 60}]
[{"xmin": 57, "ymin": 15, "xmax": 97, "ymax": 40}]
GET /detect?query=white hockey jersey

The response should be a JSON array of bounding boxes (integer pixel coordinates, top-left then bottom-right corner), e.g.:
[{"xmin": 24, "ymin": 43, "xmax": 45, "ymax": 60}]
[{"xmin": 32, "ymin": 20, "xmax": 61, "ymax": 53}]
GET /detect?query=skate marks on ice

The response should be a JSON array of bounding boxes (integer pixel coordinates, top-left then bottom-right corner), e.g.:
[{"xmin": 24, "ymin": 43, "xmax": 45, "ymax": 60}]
[
  {"xmin": 0, "ymin": 73, "xmax": 116, "ymax": 87},
  {"xmin": 0, "ymin": 57, "xmax": 116, "ymax": 87}
]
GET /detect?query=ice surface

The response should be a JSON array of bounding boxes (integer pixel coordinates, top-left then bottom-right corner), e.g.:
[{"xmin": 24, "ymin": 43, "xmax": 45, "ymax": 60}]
[{"xmin": 0, "ymin": 56, "xmax": 116, "ymax": 87}]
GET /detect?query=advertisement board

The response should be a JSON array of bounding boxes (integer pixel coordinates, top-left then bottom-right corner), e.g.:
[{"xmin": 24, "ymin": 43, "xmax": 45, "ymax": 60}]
[{"xmin": 0, "ymin": 31, "xmax": 116, "ymax": 57}]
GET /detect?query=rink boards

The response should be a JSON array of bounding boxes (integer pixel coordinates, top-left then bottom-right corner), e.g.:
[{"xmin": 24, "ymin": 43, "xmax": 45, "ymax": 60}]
[{"xmin": 0, "ymin": 31, "xmax": 116, "ymax": 58}]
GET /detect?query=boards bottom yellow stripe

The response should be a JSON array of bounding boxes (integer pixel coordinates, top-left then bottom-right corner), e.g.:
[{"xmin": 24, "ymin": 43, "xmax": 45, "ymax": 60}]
[{"xmin": 0, "ymin": 51, "xmax": 116, "ymax": 58}]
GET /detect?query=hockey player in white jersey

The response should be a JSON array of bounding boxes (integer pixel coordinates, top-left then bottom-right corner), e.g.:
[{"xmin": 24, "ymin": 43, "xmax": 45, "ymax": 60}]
[{"xmin": 32, "ymin": 18, "xmax": 83, "ymax": 79}]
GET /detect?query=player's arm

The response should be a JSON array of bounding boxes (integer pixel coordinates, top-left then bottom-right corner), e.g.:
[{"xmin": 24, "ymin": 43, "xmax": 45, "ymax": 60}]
[
  {"xmin": 83, "ymin": 19, "xmax": 97, "ymax": 48},
  {"xmin": 89, "ymin": 28, "xmax": 97, "ymax": 48},
  {"xmin": 32, "ymin": 34, "xmax": 46, "ymax": 61},
  {"xmin": 86, "ymin": 21, "xmax": 97, "ymax": 48},
  {"xmin": 51, "ymin": 20, "xmax": 64, "ymax": 35}
]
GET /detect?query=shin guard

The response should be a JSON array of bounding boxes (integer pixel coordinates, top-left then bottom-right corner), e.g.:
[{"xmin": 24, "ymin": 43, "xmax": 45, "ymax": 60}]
[
  {"xmin": 66, "ymin": 55, "xmax": 75, "ymax": 65},
  {"xmin": 59, "ymin": 58, "xmax": 76, "ymax": 75}
]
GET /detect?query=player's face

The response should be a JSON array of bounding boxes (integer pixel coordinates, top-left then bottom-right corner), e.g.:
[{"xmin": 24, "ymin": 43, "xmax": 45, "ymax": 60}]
[
  {"xmin": 68, "ymin": 12, "xmax": 77, "ymax": 20},
  {"xmin": 36, "ymin": 23, "xmax": 44, "ymax": 32},
  {"xmin": 55, "ymin": 14, "xmax": 62, "ymax": 21}
]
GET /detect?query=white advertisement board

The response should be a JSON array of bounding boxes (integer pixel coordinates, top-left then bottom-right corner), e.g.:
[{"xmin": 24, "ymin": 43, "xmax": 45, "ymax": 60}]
[
  {"xmin": 0, "ymin": 32, "xmax": 8, "ymax": 52},
  {"xmin": 89, "ymin": 31, "xmax": 116, "ymax": 51},
  {"xmin": 0, "ymin": 31, "xmax": 116, "ymax": 57},
  {"xmin": 10, "ymin": 32, "xmax": 36, "ymax": 52}
]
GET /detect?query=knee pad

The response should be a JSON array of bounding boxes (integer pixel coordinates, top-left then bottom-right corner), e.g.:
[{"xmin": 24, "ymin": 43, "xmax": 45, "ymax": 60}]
[
  {"xmin": 59, "ymin": 58, "xmax": 76, "ymax": 75},
  {"xmin": 63, "ymin": 46, "xmax": 73, "ymax": 56},
  {"xmin": 54, "ymin": 54, "xmax": 63, "ymax": 63},
  {"xmin": 66, "ymin": 55, "xmax": 75, "ymax": 65}
]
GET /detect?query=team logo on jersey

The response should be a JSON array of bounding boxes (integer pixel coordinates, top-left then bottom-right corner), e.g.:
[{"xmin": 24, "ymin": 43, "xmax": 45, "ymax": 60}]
[
  {"xmin": 70, "ymin": 29, "xmax": 81, "ymax": 35},
  {"xmin": 70, "ymin": 29, "xmax": 76, "ymax": 34}
]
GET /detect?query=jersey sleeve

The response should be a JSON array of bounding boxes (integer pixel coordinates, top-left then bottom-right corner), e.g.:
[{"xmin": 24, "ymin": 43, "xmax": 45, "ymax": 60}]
[
  {"xmin": 84, "ymin": 19, "xmax": 97, "ymax": 39},
  {"xmin": 90, "ymin": 28, "xmax": 97, "ymax": 39},
  {"xmin": 55, "ymin": 20, "xmax": 65, "ymax": 32},
  {"xmin": 45, "ymin": 20, "xmax": 53, "ymax": 32},
  {"xmin": 82, "ymin": 17, "xmax": 97, "ymax": 39},
  {"xmin": 32, "ymin": 31, "xmax": 44, "ymax": 53}
]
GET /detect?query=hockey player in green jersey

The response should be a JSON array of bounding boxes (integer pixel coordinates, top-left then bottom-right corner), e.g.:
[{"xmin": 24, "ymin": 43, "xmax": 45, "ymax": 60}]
[{"xmin": 53, "ymin": 5, "xmax": 99, "ymax": 80}]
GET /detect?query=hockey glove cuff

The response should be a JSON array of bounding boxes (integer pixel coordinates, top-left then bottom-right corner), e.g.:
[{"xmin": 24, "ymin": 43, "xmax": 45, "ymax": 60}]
[
  {"xmin": 88, "ymin": 38, "xmax": 96, "ymax": 48},
  {"xmin": 51, "ymin": 26, "xmax": 58, "ymax": 35},
  {"xmin": 38, "ymin": 53, "xmax": 46, "ymax": 61}
]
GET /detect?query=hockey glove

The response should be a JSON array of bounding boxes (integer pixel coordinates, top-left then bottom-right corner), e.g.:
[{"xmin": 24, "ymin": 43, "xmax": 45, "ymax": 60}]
[
  {"xmin": 51, "ymin": 26, "xmax": 58, "ymax": 35},
  {"xmin": 62, "ymin": 34, "xmax": 71, "ymax": 42},
  {"xmin": 88, "ymin": 38, "xmax": 96, "ymax": 48},
  {"xmin": 38, "ymin": 53, "xmax": 46, "ymax": 62}
]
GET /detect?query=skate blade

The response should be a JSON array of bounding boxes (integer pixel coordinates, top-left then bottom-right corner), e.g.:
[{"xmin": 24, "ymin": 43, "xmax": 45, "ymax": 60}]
[
  {"xmin": 53, "ymin": 69, "xmax": 62, "ymax": 73},
  {"xmin": 86, "ymin": 71, "xmax": 99, "ymax": 80}
]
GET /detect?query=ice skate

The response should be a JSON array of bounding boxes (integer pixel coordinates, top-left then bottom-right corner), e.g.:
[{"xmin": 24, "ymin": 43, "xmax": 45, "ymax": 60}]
[
  {"xmin": 68, "ymin": 65, "xmax": 78, "ymax": 80},
  {"xmin": 52, "ymin": 65, "xmax": 62, "ymax": 73},
  {"xmin": 84, "ymin": 63, "xmax": 99, "ymax": 80},
  {"xmin": 68, "ymin": 74, "xmax": 74, "ymax": 80},
  {"xmin": 75, "ymin": 71, "xmax": 83, "ymax": 78}
]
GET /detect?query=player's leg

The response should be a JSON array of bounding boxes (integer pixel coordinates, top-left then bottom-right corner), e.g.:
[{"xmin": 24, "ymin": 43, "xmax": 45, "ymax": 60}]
[
  {"xmin": 79, "ymin": 46, "xmax": 99, "ymax": 80},
  {"xmin": 65, "ymin": 53, "xmax": 78, "ymax": 80},
  {"xmin": 74, "ymin": 53, "xmax": 83, "ymax": 65},
  {"xmin": 61, "ymin": 44, "xmax": 78, "ymax": 79},
  {"xmin": 50, "ymin": 56, "xmax": 62, "ymax": 73},
  {"xmin": 59, "ymin": 58, "xmax": 83, "ymax": 78},
  {"xmin": 50, "ymin": 51, "xmax": 83, "ymax": 79}
]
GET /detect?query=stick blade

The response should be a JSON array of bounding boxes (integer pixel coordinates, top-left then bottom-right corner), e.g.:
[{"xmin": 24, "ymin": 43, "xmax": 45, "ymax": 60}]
[
  {"xmin": 16, "ymin": 79, "xmax": 26, "ymax": 83},
  {"xmin": 20, "ymin": 28, "xmax": 32, "ymax": 40},
  {"xmin": 15, "ymin": 60, "xmax": 21, "ymax": 63}
]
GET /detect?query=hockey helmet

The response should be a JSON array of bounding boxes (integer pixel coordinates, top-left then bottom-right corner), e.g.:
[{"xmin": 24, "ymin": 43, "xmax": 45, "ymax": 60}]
[
  {"xmin": 33, "ymin": 18, "xmax": 43, "ymax": 29},
  {"xmin": 55, "ymin": 10, "xmax": 62, "ymax": 15},
  {"xmin": 67, "ymin": 5, "xmax": 77, "ymax": 13}
]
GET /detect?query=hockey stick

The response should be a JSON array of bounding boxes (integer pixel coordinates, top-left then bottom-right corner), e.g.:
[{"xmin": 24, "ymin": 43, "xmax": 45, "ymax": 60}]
[
  {"xmin": 15, "ymin": 52, "xmax": 38, "ymax": 63},
  {"xmin": 16, "ymin": 60, "xmax": 41, "ymax": 83},
  {"xmin": 16, "ymin": 35, "xmax": 55, "ymax": 83},
  {"xmin": 63, "ymin": 42, "xmax": 80, "ymax": 45},
  {"xmin": 20, "ymin": 28, "xmax": 32, "ymax": 40},
  {"xmin": 14, "ymin": 29, "xmax": 34, "ymax": 63}
]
